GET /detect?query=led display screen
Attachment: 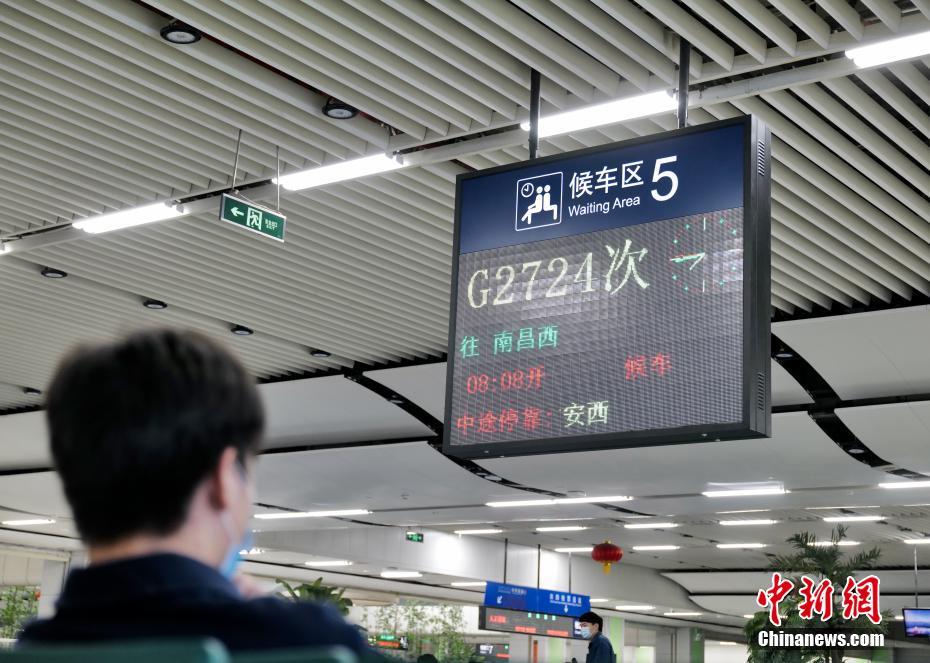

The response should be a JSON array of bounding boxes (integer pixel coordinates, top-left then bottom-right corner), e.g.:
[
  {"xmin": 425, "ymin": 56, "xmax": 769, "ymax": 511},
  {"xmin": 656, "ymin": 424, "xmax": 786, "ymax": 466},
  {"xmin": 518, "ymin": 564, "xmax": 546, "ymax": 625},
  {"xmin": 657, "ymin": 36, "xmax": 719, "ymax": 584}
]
[
  {"xmin": 445, "ymin": 117, "xmax": 771, "ymax": 458},
  {"xmin": 479, "ymin": 606, "xmax": 582, "ymax": 640}
]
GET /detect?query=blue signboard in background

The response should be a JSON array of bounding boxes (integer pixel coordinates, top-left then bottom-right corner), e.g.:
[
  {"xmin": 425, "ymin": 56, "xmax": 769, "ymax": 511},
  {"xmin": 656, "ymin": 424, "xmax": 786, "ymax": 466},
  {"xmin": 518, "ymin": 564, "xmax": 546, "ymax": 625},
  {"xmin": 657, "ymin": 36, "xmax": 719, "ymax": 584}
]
[{"xmin": 484, "ymin": 582, "xmax": 590, "ymax": 617}]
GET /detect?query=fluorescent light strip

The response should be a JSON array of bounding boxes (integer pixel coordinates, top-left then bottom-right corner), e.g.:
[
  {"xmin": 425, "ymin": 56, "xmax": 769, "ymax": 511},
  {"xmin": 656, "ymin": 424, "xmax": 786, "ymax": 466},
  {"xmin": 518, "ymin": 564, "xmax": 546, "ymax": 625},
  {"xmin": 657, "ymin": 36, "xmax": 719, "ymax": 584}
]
[
  {"xmin": 590, "ymin": 599, "xmax": 610, "ymax": 604},
  {"xmin": 254, "ymin": 508, "xmax": 371, "ymax": 520},
  {"xmin": 717, "ymin": 543, "xmax": 767, "ymax": 549},
  {"xmin": 1, "ymin": 518, "xmax": 56, "ymax": 526},
  {"xmin": 536, "ymin": 526, "xmax": 588, "ymax": 532},
  {"xmin": 813, "ymin": 541, "xmax": 860, "ymax": 547},
  {"xmin": 719, "ymin": 519, "xmax": 778, "ymax": 526},
  {"xmin": 487, "ymin": 495, "xmax": 632, "ymax": 508},
  {"xmin": 275, "ymin": 154, "xmax": 403, "ymax": 191},
  {"xmin": 555, "ymin": 547, "xmax": 594, "ymax": 553},
  {"xmin": 805, "ymin": 505, "xmax": 880, "ymax": 510},
  {"xmin": 632, "ymin": 545, "xmax": 681, "ymax": 551},
  {"xmin": 903, "ymin": 539, "xmax": 930, "ymax": 545},
  {"xmin": 73, "ymin": 202, "xmax": 188, "ymax": 234},
  {"xmin": 381, "ymin": 570, "xmax": 422, "ymax": 579},
  {"xmin": 880, "ymin": 481, "xmax": 930, "ymax": 489},
  {"xmin": 664, "ymin": 612, "xmax": 702, "ymax": 617},
  {"xmin": 451, "ymin": 581, "xmax": 487, "ymax": 588},
  {"xmin": 846, "ymin": 31, "xmax": 930, "ymax": 68},
  {"xmin": 305, "ymin": 560, "xmax": 353, "ymax": 567},
  {"xmin": 703, "ymin": 487, "xmax": 786, "ymax": 498},
  {"xmin": 239, "ymin": 548, "xmax": 264, "ymax": 556},
  {"xmin": 716, "ymin": 509, "xmax": 770, "ymax": 515},
  {"xmin": 822, "ymin": 515, "xmax": 883, "ymax": 523},
  {"xmin": 520, "ymin": 91, "xmax": 677, "ymax": 138},
  {"xmin": 624, "ymin": 522, "xmax": 678, "ymax": 529},
  {"xmin": 455, "ymin": 529, "xmax": 503, "ymax": 535},
  {"xmin": 615, "ymin": 605, "xmax": 655, "ymax": 611}
]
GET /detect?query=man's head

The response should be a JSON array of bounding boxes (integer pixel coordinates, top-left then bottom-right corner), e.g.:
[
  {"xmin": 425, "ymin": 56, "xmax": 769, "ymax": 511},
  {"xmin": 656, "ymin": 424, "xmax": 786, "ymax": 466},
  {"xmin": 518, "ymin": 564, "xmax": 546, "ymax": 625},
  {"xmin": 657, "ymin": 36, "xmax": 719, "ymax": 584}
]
[
  {"xmin": 47, "ymin": 329, "xmax": 264, "ymax": 566},
  {"xmin": 578, "ymin": 611, "xmax": 603, "ymax": 639}
]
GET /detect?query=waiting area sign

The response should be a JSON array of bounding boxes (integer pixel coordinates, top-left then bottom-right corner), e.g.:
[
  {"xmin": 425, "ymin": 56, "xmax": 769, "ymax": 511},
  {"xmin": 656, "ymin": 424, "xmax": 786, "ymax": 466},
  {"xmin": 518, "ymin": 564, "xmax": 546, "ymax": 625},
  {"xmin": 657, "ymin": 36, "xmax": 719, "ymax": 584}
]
[{"xmin": 444, "ymin": 117, "xmax": 772, "ymax": 458}]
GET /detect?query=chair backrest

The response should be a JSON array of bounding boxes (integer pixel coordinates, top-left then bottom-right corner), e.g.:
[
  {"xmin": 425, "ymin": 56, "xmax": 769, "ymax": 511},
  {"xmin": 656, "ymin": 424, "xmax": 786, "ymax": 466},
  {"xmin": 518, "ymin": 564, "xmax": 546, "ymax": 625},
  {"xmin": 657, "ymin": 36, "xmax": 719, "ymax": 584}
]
[
  {"xmin": 3, "ymin": 639, "xmax": 230, "ymax": 662},
  {"xmin": 231, "ymin": 645, "xmax": 357, "ymax": 663}
]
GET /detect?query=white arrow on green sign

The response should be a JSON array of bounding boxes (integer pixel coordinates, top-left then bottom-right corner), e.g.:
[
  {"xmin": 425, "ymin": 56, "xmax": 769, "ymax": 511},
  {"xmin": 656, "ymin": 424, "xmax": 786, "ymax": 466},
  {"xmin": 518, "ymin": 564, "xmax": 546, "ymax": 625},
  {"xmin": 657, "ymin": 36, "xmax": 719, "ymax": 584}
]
[{"xmin": 219, "ymin": 193, "xmax": 286, "ymax": 242}]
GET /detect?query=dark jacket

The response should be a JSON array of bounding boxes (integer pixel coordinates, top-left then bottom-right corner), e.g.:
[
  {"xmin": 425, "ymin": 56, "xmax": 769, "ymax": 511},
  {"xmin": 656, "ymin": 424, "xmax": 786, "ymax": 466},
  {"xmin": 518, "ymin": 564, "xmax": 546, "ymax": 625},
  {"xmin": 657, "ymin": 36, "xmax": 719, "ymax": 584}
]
[
  {"xmin": 586, "ymin": 631, "xmax": 615, "ymax": 663},
  {"xmin": 19, "ymin": 553, "xmax": 369, "ymax": 654}
]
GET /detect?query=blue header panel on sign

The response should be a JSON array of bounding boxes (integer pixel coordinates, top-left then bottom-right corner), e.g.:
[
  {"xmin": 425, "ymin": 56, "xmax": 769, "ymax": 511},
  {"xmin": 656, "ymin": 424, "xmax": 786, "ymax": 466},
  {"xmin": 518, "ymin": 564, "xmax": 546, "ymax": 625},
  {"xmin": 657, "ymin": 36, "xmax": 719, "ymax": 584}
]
[
  {"xmin": 457, "ymin": 123, "xmax": 744, "ymax": 255},
  {"xmin": 483, "ymin": 582, "xmax": 590, "ymax": 617}
]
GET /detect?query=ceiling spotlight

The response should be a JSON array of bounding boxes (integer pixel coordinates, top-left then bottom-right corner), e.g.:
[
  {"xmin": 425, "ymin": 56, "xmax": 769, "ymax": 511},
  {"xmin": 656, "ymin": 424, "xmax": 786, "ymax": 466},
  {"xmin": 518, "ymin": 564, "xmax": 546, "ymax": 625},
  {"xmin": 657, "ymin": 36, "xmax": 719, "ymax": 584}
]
[
  {"xmin": 143, "ymin": 299, "xmax": 167, "ymax": 310},
  {"xmin": 231, "ymin": 324, "xmax": 253, "ymax": 336},
  {"xmin": 310, "ymin": 348, "xmax": 332, "ymax": 358},
  {"xmin": 41, "ymin": 266, "xmax": 67, "ymax": 279},
  {"xmin": 160, "ymin": 21, "xmax": 201, "ymax": 44},
  {"xmin": 774, "ymin": 349, "xmax": 793, "ymax": 359},
  {"xmin": 388, "ymin": 395, "xmax": 405, "ymax": 404},
  {"xmin": 22, "ymin": 387, "xmax": 42, "ymax": 396},
  {"xmin": 848, "ymin": 448, "xmax": 865, "ymax": 455},
  {"xmin": 323, "ymin": 97, "xmax": 358, "ymax": 120}
]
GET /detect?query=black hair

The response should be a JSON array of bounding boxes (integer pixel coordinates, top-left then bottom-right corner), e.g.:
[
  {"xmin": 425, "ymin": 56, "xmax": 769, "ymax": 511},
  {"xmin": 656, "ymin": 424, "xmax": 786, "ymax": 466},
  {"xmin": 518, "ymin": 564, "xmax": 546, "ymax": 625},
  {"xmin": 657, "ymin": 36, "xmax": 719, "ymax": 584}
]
[
  {"xmin": 46, "ymin": 328, "xmax": 264, "ymax": 544},
  {"xmin": 579, "ymin": 611, "xmax": 603, "ymax": 630}
]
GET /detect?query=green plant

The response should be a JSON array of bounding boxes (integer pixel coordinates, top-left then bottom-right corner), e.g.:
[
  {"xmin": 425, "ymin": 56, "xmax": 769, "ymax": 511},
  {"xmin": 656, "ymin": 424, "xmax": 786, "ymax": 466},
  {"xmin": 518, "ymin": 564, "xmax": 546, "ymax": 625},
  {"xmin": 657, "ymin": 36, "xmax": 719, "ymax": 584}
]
[
  {"xmin": 0, "ymin": 585, "xmax": 39, "ymax": 639},
  {"xmin": 745, "ymin": 526, "xmax": 889, "ymax": 663},
  {"xmin": 276, "ymin": 577, "xmax": 354, "ymax": 615}
]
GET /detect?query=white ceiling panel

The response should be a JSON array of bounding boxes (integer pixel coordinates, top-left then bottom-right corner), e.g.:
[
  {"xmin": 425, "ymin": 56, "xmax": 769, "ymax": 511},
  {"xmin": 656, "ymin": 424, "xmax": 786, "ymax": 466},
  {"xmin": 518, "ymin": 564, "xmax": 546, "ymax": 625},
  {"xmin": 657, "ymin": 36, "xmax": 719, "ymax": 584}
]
[
  {"xmin": 0, "ymin": 472, "xmax": 68, "ymax": 519},
  {"xmin": 837, "ymin": 401, "xmax": 930, "ymax": 475},
  {"xmin": 366, "ymin": 363, "xmax": 449, "ymax": 421},
  {"xmin": 481, "ymin": 413, "xmax": 889, "ymax": 498},
  {"xmin": 777, "ymin": 308, "xmax": 930, "ymax": 400},
  {"xmin": 260, "ymin": 376, "xmax": 435, "ymax": 448},
  {"xmin": 0, "ymin": 411, "xmax": 49, "ymax": 469}
]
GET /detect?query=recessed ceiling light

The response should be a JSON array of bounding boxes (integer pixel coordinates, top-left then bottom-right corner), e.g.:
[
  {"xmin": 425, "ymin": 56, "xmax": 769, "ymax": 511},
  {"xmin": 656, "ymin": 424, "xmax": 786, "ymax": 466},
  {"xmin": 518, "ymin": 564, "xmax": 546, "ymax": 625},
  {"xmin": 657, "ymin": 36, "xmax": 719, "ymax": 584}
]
[
  {"xmin": 624, "ymin": 522, "xmax": 678, "ymax": 529},
  {"xmin": 813, "ymin": 541, "xmax": 860, "ymax": 547},
  {"xmin": 703, "ymin": 486, "xmax": 786, "ymax": 498},
  {"xmin": 822, "ymin": 515, "xmax": 883, "ymax": 523},
  {"xmin": 230, "ymin": 324, "xmax": 253, "ymax": 336},
  {"xmin": 388, "ymin": 395, "xmax": 405, "ymax": 404},
  {"xmin": 41, "ymin": 266, "xmax": 67, "ymax": 279},
  {"xmin": 22, "ymin": 387, "xmax": 42, "ymax": 396},
  {"xmin": 716, "ymin": 543, "xmax": 767, "ymax": 549},
  {"xmin": 451, "ymin": 581, "xmax": 486, "ymax": 588},
  {"xmin": 536, "ymin": 526, "xmax": 588, "ymax": 532},
  {"xmin": 305, "ymin": 560, "xmax": 353, "ymax": 567},
  {"xmin": 160, "ymin": 21, "xmax": 201, "ymax": 44},
  {"xmin": 615, "ymin": 605, "xmax": 655, "ymax": 611},
  {"xmin": 254, "ymin": 508, "xmax": 371, "ymax": 520},
  {"xmin": 143, "ymin": 299, "xmax": 167, "ymax": 310},
  {"xmin": 455, "ymin": 529, "xmax": 503, "ymax": 535},
  {"xmin": 773, "ymin": 350, "xmax": 793, "ymax": 359},
  {"xmin": 719, "ymin": 519, "xmax": 779, "ymax": 526},
  {"xmin": 323, "ymin": 98, "xmax": 358, "ymax": 119},
  {"xmin": 554, "ymin": 547, "xmax": 594, "ymax": 553},
  {"xmin": 381, "ymin": 570, "xmax": 422, "ymax": 579},
  {"xmin": 1, "ymin": 518, "xmax": 55, "ymax": 526},
  {"xmin": 743, "ymin": 614, "xmax": 755, "ymax": 619},
  {"xmin": 632, "ymin": 545, "xmax": 681, "ymax": 551},
  {"xmin": 310, "ymin": 349, "xmax": 332, "ymax": 358},
  {"xmin": 880, "ymin": 481, "xmax": 930, "ymax": 489},
  {"xmin": 848, "ymin": 448, "xmax": 866, "ymax": 455}
]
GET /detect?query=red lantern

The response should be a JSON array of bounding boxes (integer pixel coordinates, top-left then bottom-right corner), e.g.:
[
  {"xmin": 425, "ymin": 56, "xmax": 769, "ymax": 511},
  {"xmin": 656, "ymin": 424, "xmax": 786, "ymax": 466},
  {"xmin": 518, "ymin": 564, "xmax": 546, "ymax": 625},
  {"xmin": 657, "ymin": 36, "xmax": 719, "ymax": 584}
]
[{"xmin": 592, "ymin": 541, "xmax": 623, "ymax": 574}]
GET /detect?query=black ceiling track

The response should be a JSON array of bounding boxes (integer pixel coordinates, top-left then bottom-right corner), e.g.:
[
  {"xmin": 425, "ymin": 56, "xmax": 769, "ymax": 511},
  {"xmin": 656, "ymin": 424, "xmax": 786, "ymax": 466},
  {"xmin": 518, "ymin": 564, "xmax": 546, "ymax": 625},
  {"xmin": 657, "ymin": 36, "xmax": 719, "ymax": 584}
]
[{"xmin": 772, "ymin": 333, "xmax": 929, "ymax": 480}]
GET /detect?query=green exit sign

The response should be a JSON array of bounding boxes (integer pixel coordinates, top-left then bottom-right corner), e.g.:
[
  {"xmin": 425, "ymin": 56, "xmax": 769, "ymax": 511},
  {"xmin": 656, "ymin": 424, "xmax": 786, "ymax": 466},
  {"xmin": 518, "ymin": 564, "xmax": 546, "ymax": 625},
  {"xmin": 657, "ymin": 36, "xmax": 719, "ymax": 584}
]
[
  {"xmin": 220, "ymin": 193, "xmax": 286, "ymax": 242},
  {"xmin": 405, "ymin": 531, "xmax": 424, "ymax": 543}
]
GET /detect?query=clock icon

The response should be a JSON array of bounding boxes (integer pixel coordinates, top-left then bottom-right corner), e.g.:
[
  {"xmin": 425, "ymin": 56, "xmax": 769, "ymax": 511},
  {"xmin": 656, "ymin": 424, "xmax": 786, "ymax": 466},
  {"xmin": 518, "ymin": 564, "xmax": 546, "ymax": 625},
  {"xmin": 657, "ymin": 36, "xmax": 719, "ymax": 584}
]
[{"xmin": 667, "ymin": 215, "xmax": 742, "ymax": 295}]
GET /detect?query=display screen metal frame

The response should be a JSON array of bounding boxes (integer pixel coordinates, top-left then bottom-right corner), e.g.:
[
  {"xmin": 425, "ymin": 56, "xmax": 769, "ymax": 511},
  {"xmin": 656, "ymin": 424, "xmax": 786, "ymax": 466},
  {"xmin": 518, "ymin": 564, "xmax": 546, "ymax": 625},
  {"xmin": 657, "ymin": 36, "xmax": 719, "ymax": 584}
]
[{"xmin": 443, "ymin": 116, "xmax": 771, "ymax": 460}]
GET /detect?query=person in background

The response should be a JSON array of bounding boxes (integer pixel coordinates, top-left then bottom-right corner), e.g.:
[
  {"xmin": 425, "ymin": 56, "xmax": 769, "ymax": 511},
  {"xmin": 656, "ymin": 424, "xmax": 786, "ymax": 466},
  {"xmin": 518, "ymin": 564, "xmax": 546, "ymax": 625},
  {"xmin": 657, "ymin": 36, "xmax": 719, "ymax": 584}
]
[
  {"xmin": 20, "ymin": 329, "xmax": 369, "ymax": 655},
  {"xmin": 578, "ymin": 611, "xmax": 615, "ymax": 663}
]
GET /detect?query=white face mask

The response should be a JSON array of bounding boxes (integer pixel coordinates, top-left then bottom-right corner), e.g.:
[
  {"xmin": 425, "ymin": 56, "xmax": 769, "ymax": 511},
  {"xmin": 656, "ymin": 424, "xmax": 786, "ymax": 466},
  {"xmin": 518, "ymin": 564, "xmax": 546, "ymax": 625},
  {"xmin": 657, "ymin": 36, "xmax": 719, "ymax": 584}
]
[{"xmin": 580, "ymin": 626, "xmax": 592, "ymax": 639}]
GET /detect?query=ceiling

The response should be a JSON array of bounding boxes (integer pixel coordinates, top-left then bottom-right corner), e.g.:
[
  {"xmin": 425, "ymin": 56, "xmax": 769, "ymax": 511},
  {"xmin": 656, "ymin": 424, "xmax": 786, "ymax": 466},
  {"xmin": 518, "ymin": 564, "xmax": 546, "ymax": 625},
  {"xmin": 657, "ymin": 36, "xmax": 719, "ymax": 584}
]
[{"xmin": 1, "ymin": 0, "xmax": 930, "ymax": 627}]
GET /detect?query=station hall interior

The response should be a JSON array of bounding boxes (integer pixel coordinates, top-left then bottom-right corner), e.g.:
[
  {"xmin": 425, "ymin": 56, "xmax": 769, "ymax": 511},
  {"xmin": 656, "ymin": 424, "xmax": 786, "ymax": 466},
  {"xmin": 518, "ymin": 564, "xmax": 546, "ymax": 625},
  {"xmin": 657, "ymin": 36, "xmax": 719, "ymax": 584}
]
[{"xmin": 1, "ymin": 1, "xmax": 930, "ymax": 662}]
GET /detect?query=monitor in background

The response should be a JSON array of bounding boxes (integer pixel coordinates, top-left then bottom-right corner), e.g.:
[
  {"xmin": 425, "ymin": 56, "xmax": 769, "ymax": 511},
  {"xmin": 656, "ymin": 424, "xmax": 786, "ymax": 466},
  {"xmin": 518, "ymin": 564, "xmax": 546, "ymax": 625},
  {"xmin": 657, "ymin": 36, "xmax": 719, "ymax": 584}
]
[{"xmin": 904, "ymin": 608, "xmax": 930, "ymax": 637}]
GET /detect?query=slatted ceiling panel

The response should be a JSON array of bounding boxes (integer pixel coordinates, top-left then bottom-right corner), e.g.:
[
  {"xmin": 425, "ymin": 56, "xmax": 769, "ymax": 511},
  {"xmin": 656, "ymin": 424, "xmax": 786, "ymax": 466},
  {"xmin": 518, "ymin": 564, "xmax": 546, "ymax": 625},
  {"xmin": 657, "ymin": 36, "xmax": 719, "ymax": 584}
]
[
  {"xmin": 0, "ymin": 257, "xmax": 332, "ymax": 391},
  {"xmin": 0, "ymin": 385, "xmax": 33, "ymax": 412}
]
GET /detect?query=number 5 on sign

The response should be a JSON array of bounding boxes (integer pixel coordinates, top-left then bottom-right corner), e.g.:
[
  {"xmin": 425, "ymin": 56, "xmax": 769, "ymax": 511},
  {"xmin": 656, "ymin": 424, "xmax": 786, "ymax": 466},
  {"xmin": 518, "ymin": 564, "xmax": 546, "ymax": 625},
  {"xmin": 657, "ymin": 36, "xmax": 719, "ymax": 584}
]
[{"xmin": 651, "ymin": 156, "xmax": 678, "ymax": 202}]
